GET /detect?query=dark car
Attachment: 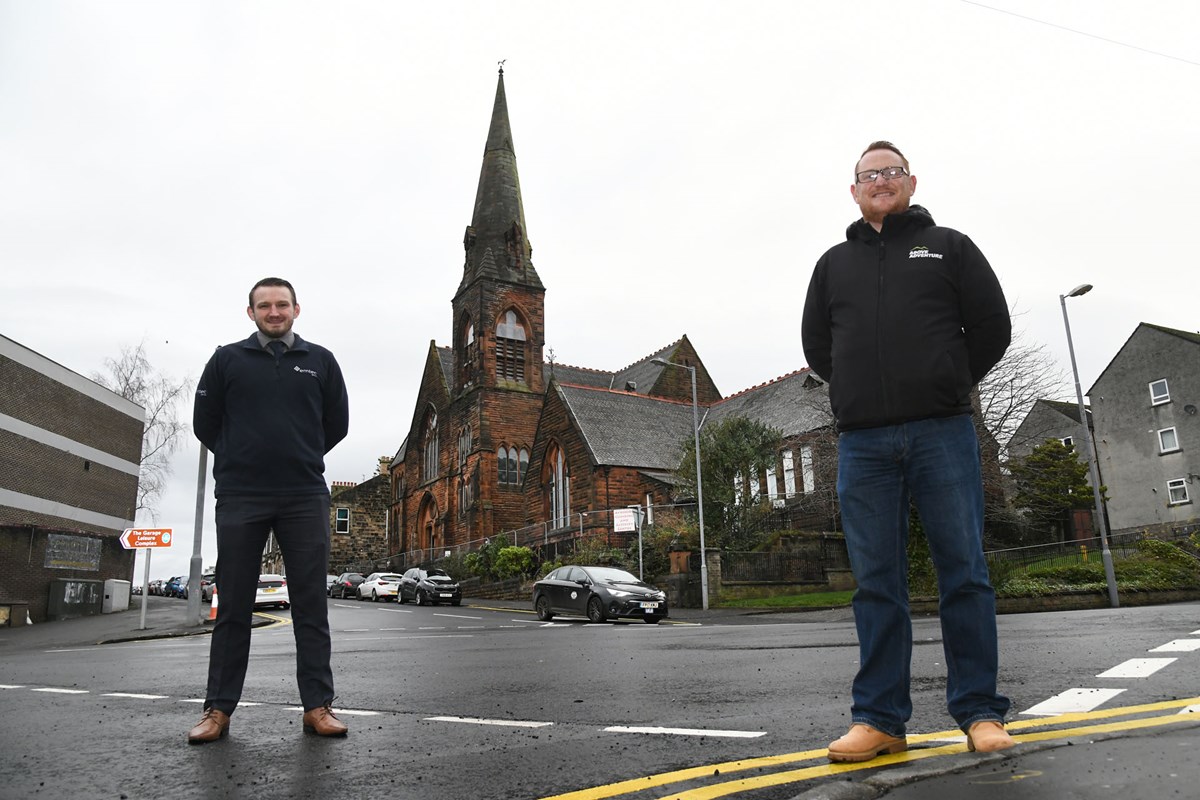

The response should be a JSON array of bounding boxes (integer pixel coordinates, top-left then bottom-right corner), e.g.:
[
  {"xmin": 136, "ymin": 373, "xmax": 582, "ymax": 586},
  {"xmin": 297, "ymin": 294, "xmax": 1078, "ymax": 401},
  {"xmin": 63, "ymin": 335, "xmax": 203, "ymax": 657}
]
[
  {"xmin": 533, "ymin": 565, "xmax": 667, "ymax": 624},
  {"xmin": 398, "ymin": 567, "xmax": 462, "ymax": 606},
  {"xmin": 329, "ymin": 572, "xmax": 364, "ymax": 599}
]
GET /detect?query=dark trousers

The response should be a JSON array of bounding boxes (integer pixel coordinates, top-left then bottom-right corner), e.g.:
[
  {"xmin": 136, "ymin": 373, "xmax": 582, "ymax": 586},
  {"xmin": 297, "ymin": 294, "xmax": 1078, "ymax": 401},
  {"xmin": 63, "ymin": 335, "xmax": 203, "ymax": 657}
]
[{"xmin": 205, "ymin": 493, "xmax": 334, "ymax": 715}]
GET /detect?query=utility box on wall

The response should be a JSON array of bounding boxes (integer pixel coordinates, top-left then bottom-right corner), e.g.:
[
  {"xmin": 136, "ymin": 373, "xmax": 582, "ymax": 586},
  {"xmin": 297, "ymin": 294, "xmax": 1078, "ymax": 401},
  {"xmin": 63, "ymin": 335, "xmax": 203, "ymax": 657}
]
[
  {"xmin": 47, "ymin": 578, "xmax": 104, "ymax": 621},
  {"xmin": 102, "ymin": 579, "xmax": 131, "ymax": 613}
]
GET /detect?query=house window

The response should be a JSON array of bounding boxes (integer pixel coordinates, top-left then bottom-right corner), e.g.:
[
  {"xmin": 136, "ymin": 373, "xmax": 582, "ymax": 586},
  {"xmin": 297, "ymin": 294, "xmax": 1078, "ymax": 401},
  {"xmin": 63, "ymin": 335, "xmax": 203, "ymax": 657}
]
[
  {"xmin": 1167, "ymin": 478, "xmax": 1190, "ymax": 505},
  {"xmin": 733, "ymin": 470, "xmax": 744, "ymax": 505},
  {"xmin": 497, "ymin": 446, "xmax": 528, "ymax": 485},
  {"xmin": 495, "ymin": 309, "xmax": 527, "ymax": 383},
  {"xmin": 422, "ymin": 409, "xmax": 439, "ymax": 483},
  {"xmin": 334, "ymin": 507, "xmax": 350, "ymax": 534},
  {"xmin": 1158, "ymin": 427, "xmax": 1180, "ymax": 454},
  {"xmin": 546, "ymin": 443, "xmax": 571, "ymax": 527},
  {"xmin": 1060, "ymin": 436, "xmax": 1074, "ymax": 448},
  {"xmin": 801, "ymin": 445, "xmax": 815, "ymax": 494},
  {"xmin": 765, "ymin": 465, "xmax": 779, "ymax": 501},
  {"xmin": 644, "ymin": 493, "xmax": 654, "ymax": 525},
  {"xmin": 518, "ymin": 448, "xmax": 529, "ymax": 485},
  {"xmin": 1150, "ymin": 379, "xmax": 1170, "ymax": 406},
  {"xmin": 782, "ymin": 450, "xmax": 797, "ymax": 498}
]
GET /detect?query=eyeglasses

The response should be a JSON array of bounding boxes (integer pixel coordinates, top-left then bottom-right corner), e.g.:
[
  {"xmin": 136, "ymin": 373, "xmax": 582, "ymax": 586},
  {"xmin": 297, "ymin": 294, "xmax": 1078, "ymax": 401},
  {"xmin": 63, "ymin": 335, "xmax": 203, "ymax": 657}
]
[{"xmin": 855, "ymin": 166, "xmax": 908, "ymax": 184}]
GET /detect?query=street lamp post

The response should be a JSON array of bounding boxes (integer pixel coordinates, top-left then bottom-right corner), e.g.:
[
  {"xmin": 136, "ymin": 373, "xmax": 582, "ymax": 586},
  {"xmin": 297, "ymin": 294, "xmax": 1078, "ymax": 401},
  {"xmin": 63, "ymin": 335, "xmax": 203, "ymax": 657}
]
[
  {"xmin": 1060, "ymin": 284, "xmax": 1119, "ymax": 608},
  {"xmin": 651, "ymin": 358, "xmax": 708, "ymax": 609}
]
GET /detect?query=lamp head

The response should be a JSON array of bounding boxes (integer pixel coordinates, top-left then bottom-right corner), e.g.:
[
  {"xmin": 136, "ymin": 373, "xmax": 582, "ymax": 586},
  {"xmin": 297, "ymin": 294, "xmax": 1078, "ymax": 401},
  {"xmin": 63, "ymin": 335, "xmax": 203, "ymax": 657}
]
[
  {"xmin": 650, "ymin": 358, "xmax": 669, "ymax": 366},
  {"xmin": 1066, "ymin": 284, "xmax": 1093, "ymax": 298}
]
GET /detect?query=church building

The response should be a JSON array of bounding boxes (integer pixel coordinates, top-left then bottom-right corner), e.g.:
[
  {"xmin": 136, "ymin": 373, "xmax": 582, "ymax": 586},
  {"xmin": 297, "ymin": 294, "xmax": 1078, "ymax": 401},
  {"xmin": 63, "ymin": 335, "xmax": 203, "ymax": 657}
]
[{"xmin": 386, "ymin": 70, "xmax": 831, "ymax": 566}]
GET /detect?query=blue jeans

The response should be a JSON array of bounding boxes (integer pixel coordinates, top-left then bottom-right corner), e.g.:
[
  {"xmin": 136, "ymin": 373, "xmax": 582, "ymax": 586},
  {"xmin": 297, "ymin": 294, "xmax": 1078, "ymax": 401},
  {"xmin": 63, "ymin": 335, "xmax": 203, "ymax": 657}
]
[{"xmin": 837, "ymin": 414, "xmax": 1010, "ymax": 736}]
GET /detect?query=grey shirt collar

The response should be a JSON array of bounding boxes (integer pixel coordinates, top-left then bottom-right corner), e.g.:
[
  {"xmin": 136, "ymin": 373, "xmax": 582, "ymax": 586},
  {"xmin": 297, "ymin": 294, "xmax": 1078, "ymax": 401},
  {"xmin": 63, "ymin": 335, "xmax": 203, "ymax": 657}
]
[{"xmin": 255, "ymin": 331, "xmax": 296, "ymax": 350}]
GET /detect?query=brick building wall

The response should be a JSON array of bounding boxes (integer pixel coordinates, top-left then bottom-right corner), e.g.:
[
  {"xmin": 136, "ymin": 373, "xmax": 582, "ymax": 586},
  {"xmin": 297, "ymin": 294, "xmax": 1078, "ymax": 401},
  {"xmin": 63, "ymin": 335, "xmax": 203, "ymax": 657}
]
[
  {"xmin": 1, "ymin": 335, "xmax": 143, "ymax": 620},
  {"xmin": 328, "ymin": 473, "xmax": 392, "ymax": 573}
]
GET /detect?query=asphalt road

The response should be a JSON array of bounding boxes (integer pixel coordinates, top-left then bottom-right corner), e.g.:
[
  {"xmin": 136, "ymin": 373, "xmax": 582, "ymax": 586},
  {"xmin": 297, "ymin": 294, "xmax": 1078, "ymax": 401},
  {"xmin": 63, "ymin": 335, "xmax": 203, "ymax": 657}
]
[{"xmin": 0, "ymin": 596, "xmax": 1197, "ymax": 799}]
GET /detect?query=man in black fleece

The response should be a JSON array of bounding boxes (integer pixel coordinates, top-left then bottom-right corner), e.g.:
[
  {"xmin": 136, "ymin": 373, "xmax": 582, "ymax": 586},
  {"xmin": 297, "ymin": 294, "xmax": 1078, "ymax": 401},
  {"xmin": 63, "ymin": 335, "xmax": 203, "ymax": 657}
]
[
  {"xmin": 188, "ymin": 277, "xmax": 350, "ymax": 743},
  {"xmin": 802, "ymin": 142, "xmax": 1015, "ymax": 762}
]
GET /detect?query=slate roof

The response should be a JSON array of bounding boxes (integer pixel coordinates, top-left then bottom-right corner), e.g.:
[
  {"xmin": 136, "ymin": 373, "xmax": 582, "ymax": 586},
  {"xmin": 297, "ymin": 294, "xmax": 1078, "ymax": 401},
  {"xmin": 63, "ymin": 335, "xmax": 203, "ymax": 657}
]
[
  {"xmin": 557, "ymin": 384, "xmax": 696, "ymax": 469},
  {"xmin": 544, "ymin": 362, "xmax": 614, "ymax": 389},
  {"xmin": 708, "ymin": 369, "xmax": 832, "ymax": 438},
  {"xmin": 1036, "ymin": 398, "xmax": 1089, "ymax": 424},
  {"xmin": 1144, "ymin": 323, "xmax": 1200, "ymax": 345},
  {"xmin": 437, "ymin": 346, "xmax": 455, "ymax": 388}
]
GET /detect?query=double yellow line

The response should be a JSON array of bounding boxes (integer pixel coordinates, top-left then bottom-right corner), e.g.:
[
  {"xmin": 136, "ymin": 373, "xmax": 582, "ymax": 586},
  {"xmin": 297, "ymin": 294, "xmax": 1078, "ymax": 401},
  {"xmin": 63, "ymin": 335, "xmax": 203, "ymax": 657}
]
[{"xmin": 540, "ymin": 696, "xmax": 1200, "ymax": 800}]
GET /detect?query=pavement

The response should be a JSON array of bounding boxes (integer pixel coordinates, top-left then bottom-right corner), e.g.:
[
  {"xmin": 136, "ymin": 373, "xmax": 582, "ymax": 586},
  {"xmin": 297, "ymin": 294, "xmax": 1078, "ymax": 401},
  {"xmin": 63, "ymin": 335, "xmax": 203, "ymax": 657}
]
[{"xmin": 2, "ymin": 596, "xmax": 1197, "ymax": 799}]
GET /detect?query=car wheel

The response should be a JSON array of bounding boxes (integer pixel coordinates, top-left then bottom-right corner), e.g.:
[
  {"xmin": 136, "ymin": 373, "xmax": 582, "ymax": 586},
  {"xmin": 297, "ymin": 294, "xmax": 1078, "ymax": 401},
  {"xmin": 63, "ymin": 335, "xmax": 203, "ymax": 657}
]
[
  {"xmin": 397, "ymin": 590, "xmax": 406, "ymax": 604},
  {"xmin": 587, "ymin": 596, "xmax": 607, "ymax": 623},
  {"xmin": 282, "ymin": 602, "xmax": 290, "ymax": 610},
  {"xmin": 356, "ymin": 590, "xmax": 365, "ymax": 601},
  {"xmin": 416, "ymin": 589, "xmax": 427, "ymax": 606},
  {"xmin": 372, "ymin": 590, "xmax": 379, "ymax": 602},
  {"xmin": 535, "ymin": 595, "xmax": 553, "ymax": 621},
  {"xmin": 644, "ymin": 616, "xmax": 662, "ymax": 625}
]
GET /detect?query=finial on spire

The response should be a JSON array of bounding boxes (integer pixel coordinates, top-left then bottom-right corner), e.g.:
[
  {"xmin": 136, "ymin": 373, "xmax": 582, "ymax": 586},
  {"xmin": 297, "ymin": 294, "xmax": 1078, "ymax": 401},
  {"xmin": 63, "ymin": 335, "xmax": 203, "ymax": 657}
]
[{"xmin": 497, "ymin": 59, "xmax": 506, "ymax": 75}]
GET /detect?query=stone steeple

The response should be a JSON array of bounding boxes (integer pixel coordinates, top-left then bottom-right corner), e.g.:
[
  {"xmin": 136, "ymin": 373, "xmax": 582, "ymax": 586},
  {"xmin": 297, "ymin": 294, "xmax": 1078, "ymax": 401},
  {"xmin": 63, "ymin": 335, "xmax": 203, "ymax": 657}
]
[{"xmin": 457, "ymin": 67, "xmax": 543, "ymax": 294}]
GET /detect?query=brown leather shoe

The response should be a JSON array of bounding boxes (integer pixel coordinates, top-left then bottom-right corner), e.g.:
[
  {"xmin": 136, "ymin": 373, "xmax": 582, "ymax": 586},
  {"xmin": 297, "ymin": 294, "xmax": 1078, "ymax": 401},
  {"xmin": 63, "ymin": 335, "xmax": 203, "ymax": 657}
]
[
  {"xmin": 827, "ymin": 723, "xmax": 907, "ymax": 762},
  {"xmin": 187, "ymin": 708, "xmax": 230, "ymax": 744},
  {"xmin": 302, "ymin": 704, "xmax": 348, "ymax": 737},
  {"xmin": 967, "ymin": 720, "xmax": 1015, "ymax": 752}
]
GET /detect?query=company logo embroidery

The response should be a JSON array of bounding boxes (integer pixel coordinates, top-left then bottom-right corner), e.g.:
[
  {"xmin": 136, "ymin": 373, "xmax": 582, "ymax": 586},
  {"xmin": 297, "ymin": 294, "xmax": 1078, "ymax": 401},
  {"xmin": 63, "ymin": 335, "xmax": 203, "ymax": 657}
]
[
  {"xmin": 909, "ymin": 245, "xmax": 944, "ymax": 260},
  {"xmin": 293, "ymin": 366, "xmax": 319, "ymax": 378}
]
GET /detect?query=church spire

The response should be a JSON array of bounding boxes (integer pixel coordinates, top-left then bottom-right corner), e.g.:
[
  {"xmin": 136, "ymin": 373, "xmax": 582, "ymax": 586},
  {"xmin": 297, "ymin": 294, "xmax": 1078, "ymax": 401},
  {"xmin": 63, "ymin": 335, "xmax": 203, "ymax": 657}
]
[{"xmin": 458, "ymin": 66, "xmax": 543, "ymax": 293}]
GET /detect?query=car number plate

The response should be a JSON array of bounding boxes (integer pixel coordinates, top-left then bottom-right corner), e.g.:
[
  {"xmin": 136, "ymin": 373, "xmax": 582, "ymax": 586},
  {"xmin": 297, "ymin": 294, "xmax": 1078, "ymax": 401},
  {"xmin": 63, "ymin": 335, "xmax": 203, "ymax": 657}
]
[
  {"xmin": 639, "ymin": 602, "xmax": 659, "ymax": 609},
  {"xmin": 264, "ymin": 588, "xmax": 276, "ymax": 593},
  {"xmin": 439, "ymin": 593, "xmax": 452, "ymax": 598}
]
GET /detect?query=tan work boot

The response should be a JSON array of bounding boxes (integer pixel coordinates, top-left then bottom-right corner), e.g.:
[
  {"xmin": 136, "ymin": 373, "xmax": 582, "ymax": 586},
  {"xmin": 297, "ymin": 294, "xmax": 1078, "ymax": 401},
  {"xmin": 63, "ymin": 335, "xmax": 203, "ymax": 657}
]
[
  {"xmin": 187, "ymin": 708, "xmax": 230, "ymax": 744},
  {"xmin": 967, "ymin": 720, "xmax": 1015, "ymax": 752},
  {"xmin": 827, "ymin": 723, "xmax": 907, "ymax": 762}
]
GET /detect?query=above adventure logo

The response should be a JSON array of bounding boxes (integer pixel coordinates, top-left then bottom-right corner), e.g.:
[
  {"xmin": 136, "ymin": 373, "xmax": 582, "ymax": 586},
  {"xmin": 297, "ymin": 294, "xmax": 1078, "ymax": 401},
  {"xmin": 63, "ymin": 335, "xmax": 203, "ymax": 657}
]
[{"xmin": 909, "ymin": 245, "xmax": 944, "ymax": 260}]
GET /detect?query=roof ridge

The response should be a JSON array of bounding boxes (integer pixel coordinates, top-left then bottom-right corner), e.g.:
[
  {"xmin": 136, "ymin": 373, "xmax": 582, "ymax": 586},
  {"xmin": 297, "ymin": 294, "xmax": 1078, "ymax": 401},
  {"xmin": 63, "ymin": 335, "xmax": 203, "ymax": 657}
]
[
  {"xmin": 613, "ymin": 337, "xmax": 684, "ymax": 375},
  {"xmin": 545, "ymin": 360, "xmax": 612, "ymax": 374},
  {"xmin": 717, "ymin": 368, "xmax": 812, "ymax": 404},
  {"xmin": 558, "ymin": 382, "xmax": 696, "ymax": 405}
]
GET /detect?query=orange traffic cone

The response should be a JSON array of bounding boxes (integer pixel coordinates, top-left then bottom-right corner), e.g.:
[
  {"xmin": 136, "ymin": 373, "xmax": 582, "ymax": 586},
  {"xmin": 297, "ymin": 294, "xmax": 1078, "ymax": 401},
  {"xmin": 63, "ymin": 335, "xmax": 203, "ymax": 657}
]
[{"xmin": 208, "ymin": 586, "xmax": 219, "ymax": 621}]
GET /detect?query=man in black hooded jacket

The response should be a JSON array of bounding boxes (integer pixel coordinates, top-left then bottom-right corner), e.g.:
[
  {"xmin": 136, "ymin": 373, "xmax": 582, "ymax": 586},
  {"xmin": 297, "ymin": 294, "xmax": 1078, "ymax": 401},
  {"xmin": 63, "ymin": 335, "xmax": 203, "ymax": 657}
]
[{"xmin": 802, "ymin": 142, "xmax": 1015, "ymax": 762}]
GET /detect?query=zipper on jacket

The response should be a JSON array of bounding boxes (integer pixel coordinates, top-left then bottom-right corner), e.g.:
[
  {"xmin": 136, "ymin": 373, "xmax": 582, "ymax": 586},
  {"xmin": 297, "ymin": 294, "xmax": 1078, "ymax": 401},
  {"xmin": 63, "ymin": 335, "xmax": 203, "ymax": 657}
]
[{"xmin": 876, "ymin": 238, "xmax": 891, "ymax": 419}]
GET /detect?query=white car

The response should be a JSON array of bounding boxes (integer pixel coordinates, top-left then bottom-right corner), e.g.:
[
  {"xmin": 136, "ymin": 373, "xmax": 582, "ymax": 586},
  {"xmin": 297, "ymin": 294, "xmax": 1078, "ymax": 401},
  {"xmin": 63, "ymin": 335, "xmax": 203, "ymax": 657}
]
[
  {"xmin": 357, "ymin": 572, "xmax": 403, "ymax": 602},
  {"xmin": 254, "ymin": 574, "xmax": 290, "ymax": 609}
]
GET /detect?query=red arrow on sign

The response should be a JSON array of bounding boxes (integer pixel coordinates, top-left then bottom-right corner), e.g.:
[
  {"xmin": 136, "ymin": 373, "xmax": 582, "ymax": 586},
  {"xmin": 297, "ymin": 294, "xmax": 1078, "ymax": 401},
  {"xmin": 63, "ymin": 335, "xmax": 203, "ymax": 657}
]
[{"xmin": 120, "ymin": 528, "xmax": 174, "ymax": 549}]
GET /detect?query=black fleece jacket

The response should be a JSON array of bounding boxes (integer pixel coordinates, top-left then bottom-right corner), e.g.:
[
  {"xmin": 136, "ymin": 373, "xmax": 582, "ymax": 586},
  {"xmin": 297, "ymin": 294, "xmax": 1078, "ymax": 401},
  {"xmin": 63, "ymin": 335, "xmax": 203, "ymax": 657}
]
[
  {"xmin": 801, "ymin": 205, "xmax": 1010, "ymax": 431},
  {"xmin": 193, "ymin": 333, "xmax": 349, "ymax": 497}
]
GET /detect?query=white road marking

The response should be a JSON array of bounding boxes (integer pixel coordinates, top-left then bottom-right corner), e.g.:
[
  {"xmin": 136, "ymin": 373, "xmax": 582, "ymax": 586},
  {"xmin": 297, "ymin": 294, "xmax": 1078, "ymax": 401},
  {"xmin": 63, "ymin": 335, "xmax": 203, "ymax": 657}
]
[
  {"xmin": 1021, "ymin": 688, "xmax": 1126, "ymax": 715},
  {"xmin": 418, "ymin": 626, "xmax": 446, "ymax": 631},
  {"xmin": 1149, "ymin": 639, "xmax": 1200, "ymax": 653},
  {"xmin": 1180, "ymin": 705, "xmax": 1200, "ymax": 715},
  {"xmin": 32, "ymin": 687, "xmax": 89, "ymax": 694},
  {"xmin": 181, "ymin": 698, "xmax": 206, "ymax": 703},
  {"xmin": 102, "ymin": 692, "xmax": 168, "ymax": 699},
  {"xmin": 379, "ymin": 627, "xmax": 408, "ymax": 631},
  {"xmin": 377, "ymin": 608, "xmax": 413, "ymax": 613},
  {"xmin": 0, "ymin": 684, "xmax": 26, "ymax": 689},
  {"xmin": 342, "ymin": 628, "xmax": 370, "ymax": 632},
  {"xmin": 434, "ymin": 613, "xmax": 483, "ymax": 620},
  {"xmin": 285, "ymin": 707, "xmax": 380, "ymax": 716},
  {"xmin": 603, "ymin": 725, "xmax": 766, "ymax": 738},
  {"xmin": 426, "ymin": 715, "xmax": 553, "ymax": 728},
  {"xmin": 1097, "ymin": 658, "xmax": 1177, "ymax": 678}
]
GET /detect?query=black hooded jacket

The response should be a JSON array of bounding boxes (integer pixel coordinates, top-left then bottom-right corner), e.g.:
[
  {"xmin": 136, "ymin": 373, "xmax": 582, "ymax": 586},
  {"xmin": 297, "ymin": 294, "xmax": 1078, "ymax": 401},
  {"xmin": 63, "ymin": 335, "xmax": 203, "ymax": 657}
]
[{"xmin": 801, "ymin": 205, "xmax": 1010, "ymax": 431}]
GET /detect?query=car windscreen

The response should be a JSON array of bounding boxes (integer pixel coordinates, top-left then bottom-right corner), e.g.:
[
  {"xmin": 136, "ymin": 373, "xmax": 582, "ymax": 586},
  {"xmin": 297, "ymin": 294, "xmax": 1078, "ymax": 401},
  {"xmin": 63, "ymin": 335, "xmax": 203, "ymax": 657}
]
[{"xmin": 585, "ymin": 567, "xmax": 640, "ymax": 584}]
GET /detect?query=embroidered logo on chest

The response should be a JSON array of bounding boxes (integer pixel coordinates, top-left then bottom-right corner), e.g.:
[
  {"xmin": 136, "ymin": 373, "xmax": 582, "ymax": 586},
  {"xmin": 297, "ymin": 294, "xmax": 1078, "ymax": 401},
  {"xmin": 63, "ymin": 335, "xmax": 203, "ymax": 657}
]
[{"xmin": 909, "ymin": 245, "xmax": 944, "ymax": 260}]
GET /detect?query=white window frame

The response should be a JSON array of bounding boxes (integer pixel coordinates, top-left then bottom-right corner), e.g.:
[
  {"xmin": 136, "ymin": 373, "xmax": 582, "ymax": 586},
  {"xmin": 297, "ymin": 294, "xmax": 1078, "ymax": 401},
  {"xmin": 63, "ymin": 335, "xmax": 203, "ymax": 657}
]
[
  {"xmin": 801, "ymin": 445, "xmax": 815, "ymax": 494},
  {"xmin": 765, "ymin": 464, "xmax": 779, "ymax": 501},
  {"xmin": 335, "ymin": 507, "xmax": 350, "ymax": 534},
  {"xmin": 1149, "ymin": 378, "xmax": 1170, "ymax": 406},
  {"xmin": 782, "ymin": 450, "xmax": 797, "ymax": 498},
  {"xmin": 1158, "ymin": 427, "xmax": 1180, "ymax": 454},
  {"xmin": 1167, "ymin": 478, "xmax": 1190, "ymax": 505},
  {"xmin": 644, "ymin": 493, "xmax": 654, "ymax": 526},
  {"xmin": 1060, "ymin": 436, "xmax": 1074, "ymax": 448}
]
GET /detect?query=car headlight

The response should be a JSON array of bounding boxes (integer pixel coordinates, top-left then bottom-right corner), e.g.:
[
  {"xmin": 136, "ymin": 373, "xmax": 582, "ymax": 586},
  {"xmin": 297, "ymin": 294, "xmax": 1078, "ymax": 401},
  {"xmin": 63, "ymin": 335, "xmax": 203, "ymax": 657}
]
[{"xmin": 608, "ymin": 589, "xmax": 633, "ymax": 598}]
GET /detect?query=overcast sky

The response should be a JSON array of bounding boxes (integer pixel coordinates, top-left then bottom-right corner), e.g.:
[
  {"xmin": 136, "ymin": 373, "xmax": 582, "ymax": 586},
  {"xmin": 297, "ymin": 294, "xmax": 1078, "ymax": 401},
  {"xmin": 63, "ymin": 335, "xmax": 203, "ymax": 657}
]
[{"xmin": 3, "ymin": 1, "xmax": 1197, "ymax": 582}]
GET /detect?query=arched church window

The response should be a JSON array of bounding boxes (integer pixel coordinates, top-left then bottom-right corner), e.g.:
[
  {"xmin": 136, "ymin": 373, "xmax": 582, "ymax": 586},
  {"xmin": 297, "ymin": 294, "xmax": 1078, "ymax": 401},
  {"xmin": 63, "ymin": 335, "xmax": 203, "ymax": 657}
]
[
  {"xmin": 457, "ymin": 427, "xmax": 473, "ymax": 510},
  {"xmin": 422, "ymin": 409, "xmax": 439, "ymax": 483},
  {"xmin": 495, "ymin": 309, "xmax": 527, "ymax": 383},
  {"xmin": 545, "ymin": 443, "xmax": 571, "ymax": 527},
  {"xmin": 461, "ymin": 318, "xmax": 477, "ymax": 388}
]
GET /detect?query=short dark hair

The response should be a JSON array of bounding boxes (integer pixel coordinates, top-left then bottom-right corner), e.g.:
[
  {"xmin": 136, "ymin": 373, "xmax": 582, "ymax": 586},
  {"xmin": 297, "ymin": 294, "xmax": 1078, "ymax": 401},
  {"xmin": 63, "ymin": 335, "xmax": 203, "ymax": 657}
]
[
  {"xmin": 249, "ymin": 277, "xmax": 296, "ymax": 307},
  {"xmin": 856, "ymin": 141, "xmax": 909, "ymax": 175}
]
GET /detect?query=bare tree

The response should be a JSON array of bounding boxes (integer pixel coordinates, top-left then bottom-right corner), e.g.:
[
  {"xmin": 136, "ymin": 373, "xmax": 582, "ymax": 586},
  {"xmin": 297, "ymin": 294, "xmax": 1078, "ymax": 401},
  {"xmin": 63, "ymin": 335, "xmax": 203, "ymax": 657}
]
[
  {"xmin": 93, "ymin": 342, "xmax": 194, "ymax": 520},
  {"xmin": 977, "ymin": 322, "xmax": 1072, "ymax": 462}
]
